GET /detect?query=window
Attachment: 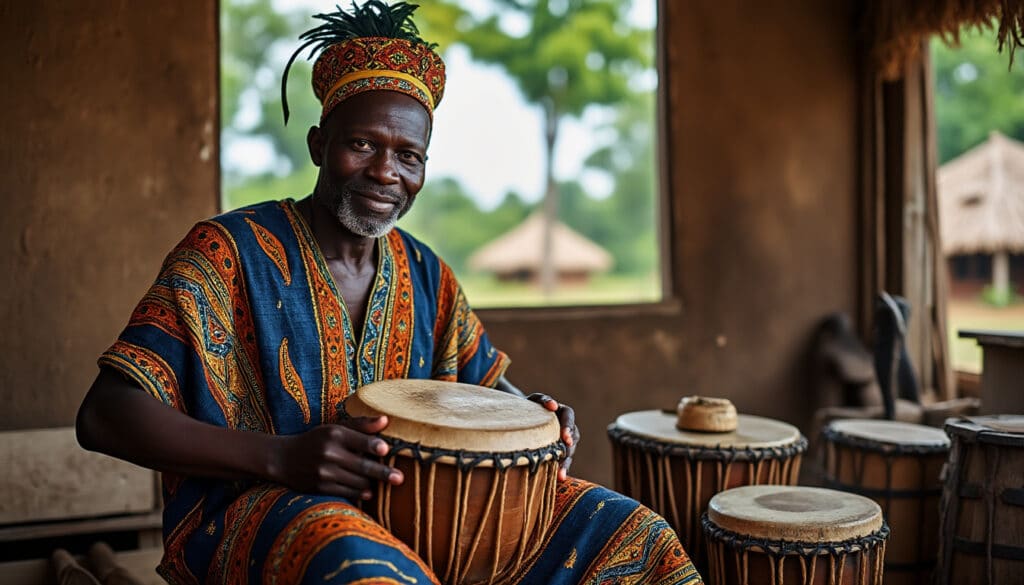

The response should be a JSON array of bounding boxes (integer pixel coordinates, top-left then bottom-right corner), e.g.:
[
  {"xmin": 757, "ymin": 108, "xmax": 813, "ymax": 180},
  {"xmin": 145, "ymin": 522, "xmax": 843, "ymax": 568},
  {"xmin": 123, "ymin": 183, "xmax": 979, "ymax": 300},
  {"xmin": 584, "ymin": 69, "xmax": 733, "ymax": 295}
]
[
  {"xmin": 932, "ymin": 25, "xmax": 1024, "ymax": 372},
  {"xmin": 220, "ymin": 0, "xmax": 664, "ymax": 308}
]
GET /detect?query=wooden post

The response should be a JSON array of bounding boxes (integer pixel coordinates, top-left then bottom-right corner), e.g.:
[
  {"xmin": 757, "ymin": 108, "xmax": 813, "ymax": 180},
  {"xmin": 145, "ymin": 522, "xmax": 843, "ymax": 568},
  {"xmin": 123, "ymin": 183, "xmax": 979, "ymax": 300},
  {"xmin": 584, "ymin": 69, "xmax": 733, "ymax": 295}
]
[{"xmin": 992, "ymin": 250, "xmax": 1010, "ymax": 298}]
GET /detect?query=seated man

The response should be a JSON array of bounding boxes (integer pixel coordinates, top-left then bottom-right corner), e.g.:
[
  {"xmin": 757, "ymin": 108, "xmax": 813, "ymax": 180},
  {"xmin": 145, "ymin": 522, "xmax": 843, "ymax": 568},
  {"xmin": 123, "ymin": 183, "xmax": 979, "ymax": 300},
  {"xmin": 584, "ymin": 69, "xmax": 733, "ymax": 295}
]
[{"xmin": 76, "ymin": 2, "xmax": 702, "ymax": 583}]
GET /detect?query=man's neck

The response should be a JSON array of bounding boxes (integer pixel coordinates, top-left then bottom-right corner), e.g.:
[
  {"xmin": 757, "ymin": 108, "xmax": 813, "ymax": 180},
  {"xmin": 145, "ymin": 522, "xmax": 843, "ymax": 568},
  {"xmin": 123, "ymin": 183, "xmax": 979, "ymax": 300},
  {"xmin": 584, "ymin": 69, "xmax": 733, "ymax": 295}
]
[{"xmin": 298, "ymin": 196, "xmax": 377, "ymax": 269}]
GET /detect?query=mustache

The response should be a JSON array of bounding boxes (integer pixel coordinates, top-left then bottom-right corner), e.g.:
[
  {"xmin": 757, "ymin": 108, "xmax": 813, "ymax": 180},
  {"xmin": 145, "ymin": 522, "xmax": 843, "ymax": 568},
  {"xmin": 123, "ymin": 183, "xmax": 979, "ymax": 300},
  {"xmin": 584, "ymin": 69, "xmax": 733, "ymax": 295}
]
[{"xmin": 344, "ymin": 184, "xmax": 404, "ymax": 203}]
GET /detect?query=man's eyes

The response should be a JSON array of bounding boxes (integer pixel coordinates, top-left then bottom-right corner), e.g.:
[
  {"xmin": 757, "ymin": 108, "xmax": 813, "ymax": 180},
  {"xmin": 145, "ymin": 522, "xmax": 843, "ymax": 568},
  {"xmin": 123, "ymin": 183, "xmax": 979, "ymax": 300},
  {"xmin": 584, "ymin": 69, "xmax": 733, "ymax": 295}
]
[
  {"xmin": 399, "ymin": 151, "xmax": 424, "ymax": 164},
  {"xmin": 351, "ymin": 139, "xmax": 372, "ymax": 151}
]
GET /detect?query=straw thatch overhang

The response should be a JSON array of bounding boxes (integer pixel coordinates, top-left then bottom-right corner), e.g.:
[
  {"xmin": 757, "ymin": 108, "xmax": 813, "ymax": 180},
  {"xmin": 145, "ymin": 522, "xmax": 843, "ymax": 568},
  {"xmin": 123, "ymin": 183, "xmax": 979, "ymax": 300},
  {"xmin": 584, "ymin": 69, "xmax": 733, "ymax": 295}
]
[
  {"xmin": 939, "ymin": 131, "xmax": 1024, "ymax": 255},
  {"xmin": 867, "ymin": 0, "xmax": 1024, "ymax": 79},
  {"xmin": 467, "ymin": 212, "xmax": 613, "ymax": 281}
]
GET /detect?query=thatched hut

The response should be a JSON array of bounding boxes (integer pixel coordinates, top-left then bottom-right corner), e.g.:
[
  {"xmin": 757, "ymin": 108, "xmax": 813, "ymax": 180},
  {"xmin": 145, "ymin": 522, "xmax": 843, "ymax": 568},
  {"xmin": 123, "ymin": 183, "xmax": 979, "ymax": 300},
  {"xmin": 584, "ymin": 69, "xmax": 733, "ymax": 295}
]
[
  {"xmin": 939, "ymin": 131, "xmax": 1024, "ymax": 295},
  {"xmin": 467, "ymin": 212, "xmax": 613, "ymax": 285}
]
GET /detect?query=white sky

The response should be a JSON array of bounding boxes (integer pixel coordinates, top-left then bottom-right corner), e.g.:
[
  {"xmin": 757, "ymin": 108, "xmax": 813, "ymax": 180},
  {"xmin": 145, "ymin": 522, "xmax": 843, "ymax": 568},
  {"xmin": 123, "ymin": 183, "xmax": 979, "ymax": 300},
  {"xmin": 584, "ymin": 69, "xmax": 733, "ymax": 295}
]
[{"xmin": 227, "ymin": 0, "xmax": 655, "ymax": 210}]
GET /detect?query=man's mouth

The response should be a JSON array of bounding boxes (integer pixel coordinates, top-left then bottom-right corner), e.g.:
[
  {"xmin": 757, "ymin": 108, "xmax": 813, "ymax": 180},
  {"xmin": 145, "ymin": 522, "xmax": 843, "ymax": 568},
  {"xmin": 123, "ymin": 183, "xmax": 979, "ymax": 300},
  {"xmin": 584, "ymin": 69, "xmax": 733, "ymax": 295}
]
[{"xmin": 354, "ymin": 191, "xmax": 400, "ymax": 214}]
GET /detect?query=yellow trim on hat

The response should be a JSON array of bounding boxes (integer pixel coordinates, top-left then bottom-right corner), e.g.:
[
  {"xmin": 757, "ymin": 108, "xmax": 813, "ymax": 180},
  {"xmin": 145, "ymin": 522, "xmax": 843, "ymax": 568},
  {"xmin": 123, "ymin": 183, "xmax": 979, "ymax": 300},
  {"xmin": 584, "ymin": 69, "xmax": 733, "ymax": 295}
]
[{"xmin": 322, "ymin": 69, "xmax": 435, "ymax": 111}]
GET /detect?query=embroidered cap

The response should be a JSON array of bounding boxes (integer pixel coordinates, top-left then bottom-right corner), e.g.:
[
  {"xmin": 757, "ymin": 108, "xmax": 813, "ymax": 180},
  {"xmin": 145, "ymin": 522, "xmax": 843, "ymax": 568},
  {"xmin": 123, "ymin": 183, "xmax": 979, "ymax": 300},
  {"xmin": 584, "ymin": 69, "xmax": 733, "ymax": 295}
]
[{"xmin": 282, "ymin": 1, "xmax": 445, "ymax": 124}]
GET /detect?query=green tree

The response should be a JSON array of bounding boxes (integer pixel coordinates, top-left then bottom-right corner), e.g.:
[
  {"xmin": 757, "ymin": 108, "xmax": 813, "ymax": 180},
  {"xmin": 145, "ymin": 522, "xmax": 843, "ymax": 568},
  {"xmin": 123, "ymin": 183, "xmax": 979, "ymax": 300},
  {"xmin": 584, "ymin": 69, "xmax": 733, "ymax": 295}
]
[
  {"xmin": 582, "ymin": 92, "xmax": 659, "ymax": 275},
  {"xmin": 455, "ymin": 0, "xmax": 652, "ymax": 294},
  {"xmin": 932, "ymin": 26, "xmax": 1024, "ymax": 163}
]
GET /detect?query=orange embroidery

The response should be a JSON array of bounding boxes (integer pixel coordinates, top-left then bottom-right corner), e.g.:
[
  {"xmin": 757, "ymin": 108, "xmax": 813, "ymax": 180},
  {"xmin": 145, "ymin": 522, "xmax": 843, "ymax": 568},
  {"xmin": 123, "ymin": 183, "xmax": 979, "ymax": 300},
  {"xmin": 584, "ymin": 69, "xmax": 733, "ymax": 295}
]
[
  {"xmin": 278, "ymin": 338, "xmax": 311, "ymax": 424},
  {"xmin": 246, "ymin": 217, "xmax": 292, "ymax": 285}
]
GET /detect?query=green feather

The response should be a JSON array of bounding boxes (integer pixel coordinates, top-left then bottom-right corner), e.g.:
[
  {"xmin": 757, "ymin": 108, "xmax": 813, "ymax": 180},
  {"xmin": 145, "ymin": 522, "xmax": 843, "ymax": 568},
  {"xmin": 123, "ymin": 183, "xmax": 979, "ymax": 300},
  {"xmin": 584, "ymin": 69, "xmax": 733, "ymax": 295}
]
[{"xmin": 281, "ymin": 1, "xmax": 436, "ymax": 124}]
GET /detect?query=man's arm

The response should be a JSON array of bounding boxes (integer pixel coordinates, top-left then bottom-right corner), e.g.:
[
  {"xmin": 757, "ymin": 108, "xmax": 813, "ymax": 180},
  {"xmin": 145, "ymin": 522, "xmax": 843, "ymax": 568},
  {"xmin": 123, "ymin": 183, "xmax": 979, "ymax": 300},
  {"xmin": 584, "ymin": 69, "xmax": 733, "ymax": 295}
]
[
  {"xmin": 494, "ymin": 375, "xmax": 526, "ymax": 397},
  {"xmin": 76, "ymin": 368, "xmax": 402, "ymax": 499}
]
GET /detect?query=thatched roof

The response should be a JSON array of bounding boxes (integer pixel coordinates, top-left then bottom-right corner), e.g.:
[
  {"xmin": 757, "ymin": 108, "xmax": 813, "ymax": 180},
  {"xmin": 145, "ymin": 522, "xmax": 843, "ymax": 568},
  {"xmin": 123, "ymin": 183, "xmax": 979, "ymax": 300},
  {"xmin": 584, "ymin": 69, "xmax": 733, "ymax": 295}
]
[
  {"xmin": 866, "ymin": 0, "xmax": 1023, "ymax": 80},
  {"xmin": 467, "ymin": 212, "xmax": 613, "ymax": 274},
  {"xmin": 938, "ymin": 131, "xmax": 1024, "ymax": 254}
]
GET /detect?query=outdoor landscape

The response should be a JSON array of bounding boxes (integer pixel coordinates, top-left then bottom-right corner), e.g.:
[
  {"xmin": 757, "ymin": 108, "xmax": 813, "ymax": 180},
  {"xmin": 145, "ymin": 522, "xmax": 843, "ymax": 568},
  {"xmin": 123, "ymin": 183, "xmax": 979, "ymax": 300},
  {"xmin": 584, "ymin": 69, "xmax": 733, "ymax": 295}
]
[{"xmin": 220, "ymin": 2, "xmax": 1022, "ymax": 372}]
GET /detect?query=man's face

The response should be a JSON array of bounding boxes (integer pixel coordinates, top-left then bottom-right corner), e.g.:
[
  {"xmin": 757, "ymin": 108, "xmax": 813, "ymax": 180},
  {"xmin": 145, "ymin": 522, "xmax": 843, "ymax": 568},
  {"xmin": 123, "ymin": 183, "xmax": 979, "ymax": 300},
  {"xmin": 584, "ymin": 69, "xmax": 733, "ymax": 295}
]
[{"xmin": 308, "ymin": 91, "xmax": 431, "ymax": 238}]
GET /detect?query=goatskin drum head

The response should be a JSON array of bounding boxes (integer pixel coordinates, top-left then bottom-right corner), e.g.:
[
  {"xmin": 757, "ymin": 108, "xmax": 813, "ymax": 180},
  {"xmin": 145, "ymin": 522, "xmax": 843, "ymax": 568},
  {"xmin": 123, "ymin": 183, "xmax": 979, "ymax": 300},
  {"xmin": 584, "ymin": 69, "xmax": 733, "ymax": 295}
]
[
  {"xmin": 613, "ymin": 410, "xmax": 800, "ymax": 449},
  {"xmin": 708, "ymin": 485, "xmax": 883, "ymax": 542},
  {"xmin": 346, "ymin": 379, "xmax": 560, "ymax": 453},
  {"xmin": 828, "ymin": 419, "xmax": 950, "ymax": 447}
]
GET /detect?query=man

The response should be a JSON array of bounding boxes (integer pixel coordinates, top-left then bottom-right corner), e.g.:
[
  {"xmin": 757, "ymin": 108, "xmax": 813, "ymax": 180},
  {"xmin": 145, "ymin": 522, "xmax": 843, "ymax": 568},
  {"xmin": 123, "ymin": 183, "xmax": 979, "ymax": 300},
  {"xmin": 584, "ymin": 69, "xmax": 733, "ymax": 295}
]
[{"xmin": 76, "ymin": 2, "xmax": 702, "ymax": 583}]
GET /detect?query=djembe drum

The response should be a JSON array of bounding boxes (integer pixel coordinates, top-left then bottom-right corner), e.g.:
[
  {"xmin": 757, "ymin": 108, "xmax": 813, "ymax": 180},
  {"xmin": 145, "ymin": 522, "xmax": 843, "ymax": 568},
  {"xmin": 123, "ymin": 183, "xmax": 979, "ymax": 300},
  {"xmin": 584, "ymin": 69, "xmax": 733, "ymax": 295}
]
[
  {"xmin": 702, "ymin": 485, "xmax": 890, "ymax": 585},
  {"xmin": 607, "ymin": 405, "xmax": 807, "ymax": 572},
  {"xmin": 821, "ymin": 419, "xmax": 950, "ymax": 585},
  {"xmin": 345, "ymin": 379, "xmax": 566, "ymax": 585},
  {"xmin": 938, "ymin": 415, "xmax": 1024, "ymax": 585}
]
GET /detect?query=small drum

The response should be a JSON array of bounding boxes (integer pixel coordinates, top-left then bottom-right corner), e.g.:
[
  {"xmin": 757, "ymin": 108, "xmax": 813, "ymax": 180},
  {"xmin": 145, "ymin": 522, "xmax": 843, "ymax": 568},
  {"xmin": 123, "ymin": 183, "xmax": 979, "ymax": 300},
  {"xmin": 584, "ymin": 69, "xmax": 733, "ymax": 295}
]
[
  {"xmin": 607, "ymin": 409, "xmax": 807, "ymax": 572},
  {"xmin": 346, "ymin": 380, "xmax": 565, "ymax": 585},
  {"xmin": 938, "ymin": 415, "xmax": 1024, "ymax": 585},
  {"xmin": 702, "ymin": 485, "xmax": 889, "ymax": 585},
  {"xmin": 822, "ymin": 419, "xmax": 950, "ymax": 585}
]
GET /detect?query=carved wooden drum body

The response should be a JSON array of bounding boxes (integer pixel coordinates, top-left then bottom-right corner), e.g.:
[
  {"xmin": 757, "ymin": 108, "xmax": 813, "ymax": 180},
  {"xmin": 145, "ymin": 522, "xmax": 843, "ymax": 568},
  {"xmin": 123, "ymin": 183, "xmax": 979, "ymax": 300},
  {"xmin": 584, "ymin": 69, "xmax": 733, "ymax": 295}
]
[
  {"xmin": 607, "ymin": 410, "xmax": 807, "ymax": 572},
  {"xmin": 822, "ymin": 419, "xmax": 950, "ymax": 585},
  {"xmin": 938, "ymin": 415, "xmax": 1024, "ymax": 585},
  {"xmin": 702, "ymin": 485, "xmax": 890, "ymax": 585},
  {"xmin": 346, "ymin": 380, "xmax": 565, "ymax": 585}
]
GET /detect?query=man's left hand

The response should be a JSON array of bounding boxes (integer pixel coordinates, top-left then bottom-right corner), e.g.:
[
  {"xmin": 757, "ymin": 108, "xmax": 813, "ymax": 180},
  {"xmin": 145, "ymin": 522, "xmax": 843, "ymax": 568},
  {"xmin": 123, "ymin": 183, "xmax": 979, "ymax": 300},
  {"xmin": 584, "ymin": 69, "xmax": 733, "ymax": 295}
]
[{"xmin": 527, "ymin": 393, "xmax": 579, "ymax": 482}]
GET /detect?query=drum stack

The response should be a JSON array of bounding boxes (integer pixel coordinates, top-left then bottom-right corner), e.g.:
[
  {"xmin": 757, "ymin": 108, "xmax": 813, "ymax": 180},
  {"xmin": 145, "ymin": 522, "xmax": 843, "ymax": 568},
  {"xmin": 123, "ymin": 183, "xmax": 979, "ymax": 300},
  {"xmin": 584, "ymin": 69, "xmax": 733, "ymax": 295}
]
[
  {"xmin": 607, "ymin": 396, "xmax": 808, "ymax": 574},
  {"xmin": 610, "ymin": 392, "xmax": 1024, "ymax": 585}
]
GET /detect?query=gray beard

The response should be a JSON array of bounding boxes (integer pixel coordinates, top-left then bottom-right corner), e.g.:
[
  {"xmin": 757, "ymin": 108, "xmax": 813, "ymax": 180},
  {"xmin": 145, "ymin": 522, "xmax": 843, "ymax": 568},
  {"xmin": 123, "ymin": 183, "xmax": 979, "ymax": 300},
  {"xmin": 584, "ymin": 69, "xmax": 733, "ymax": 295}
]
[{"xmin": 322, "ymin": 181, "xmax": 408, "ymax": 238}]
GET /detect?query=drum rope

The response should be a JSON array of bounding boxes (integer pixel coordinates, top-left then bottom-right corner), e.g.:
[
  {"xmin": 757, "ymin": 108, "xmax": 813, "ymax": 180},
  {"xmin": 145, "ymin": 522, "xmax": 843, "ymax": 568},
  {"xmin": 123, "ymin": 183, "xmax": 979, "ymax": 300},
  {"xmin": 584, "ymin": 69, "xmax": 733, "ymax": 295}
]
[
  {"xmin": 378, "ymin": 437, "xmax": 566, "ymax": 473},
  {"xmin": 701, "ymin": 514, "xmax": 890, "ymax": 560},
  {"xmin": 441, "ymin": 464, "xmax": 462, "ymax": 582},
  {"xmin": 607, "ymin": 427, "xmax": 809, "ymax": 462},
  {"xmin": 984, "ymin": 443, "xmax": 999, "ymax": 585}
]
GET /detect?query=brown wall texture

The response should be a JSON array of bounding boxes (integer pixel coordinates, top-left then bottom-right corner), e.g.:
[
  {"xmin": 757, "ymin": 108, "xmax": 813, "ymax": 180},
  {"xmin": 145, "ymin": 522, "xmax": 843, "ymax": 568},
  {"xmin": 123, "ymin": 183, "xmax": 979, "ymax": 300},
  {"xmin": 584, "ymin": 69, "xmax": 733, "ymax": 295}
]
[
  {"xmin": 0, "ymin": 1, "xmax": 860, "ymax": 487},
  {"xmin": 0, "ymin": 2, "xmax": 219, "ymax": 428},
  {"xmin": 482, "ymin": 0, "xmax": 861, "ymax": 484}
]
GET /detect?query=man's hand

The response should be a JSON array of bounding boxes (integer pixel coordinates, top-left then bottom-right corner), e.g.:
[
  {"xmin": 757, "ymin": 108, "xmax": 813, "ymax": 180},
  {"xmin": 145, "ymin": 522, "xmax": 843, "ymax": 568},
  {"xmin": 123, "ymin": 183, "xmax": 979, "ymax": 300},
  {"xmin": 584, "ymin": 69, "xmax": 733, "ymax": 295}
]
[
  {"xmin": 527, "ymin": 394, "xmax": 580, "ymax": 482},
  {"xmin": 269, "ymin": 416, "xmax": 403, "ymax": 500}
]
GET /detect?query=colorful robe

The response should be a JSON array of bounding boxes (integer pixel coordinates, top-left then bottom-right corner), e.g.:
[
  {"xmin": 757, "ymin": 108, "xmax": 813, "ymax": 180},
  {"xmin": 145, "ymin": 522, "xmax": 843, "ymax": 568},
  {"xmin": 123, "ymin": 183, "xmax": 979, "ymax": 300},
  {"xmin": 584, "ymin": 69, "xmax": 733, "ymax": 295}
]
[{"xmin": 100, "ymin": 199, "xmax": 702, "ymax": 584}]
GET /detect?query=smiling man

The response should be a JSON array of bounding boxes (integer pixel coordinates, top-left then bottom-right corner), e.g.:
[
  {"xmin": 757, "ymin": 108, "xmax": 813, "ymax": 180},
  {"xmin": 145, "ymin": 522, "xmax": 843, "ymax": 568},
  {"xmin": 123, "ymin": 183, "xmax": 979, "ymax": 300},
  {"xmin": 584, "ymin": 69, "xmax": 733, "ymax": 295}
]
[{"xmin": 75, "ymin": 2, "xmax": 701, "ymax": 583}]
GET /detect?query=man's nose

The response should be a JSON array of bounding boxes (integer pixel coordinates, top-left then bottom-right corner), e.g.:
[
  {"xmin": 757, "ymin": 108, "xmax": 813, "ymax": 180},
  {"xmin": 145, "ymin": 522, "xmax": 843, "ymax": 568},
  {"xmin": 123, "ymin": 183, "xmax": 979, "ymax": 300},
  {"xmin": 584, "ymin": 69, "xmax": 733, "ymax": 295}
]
[{"xmin": 366, "ymin": 151, "xmax": 400, "ymax": 184}]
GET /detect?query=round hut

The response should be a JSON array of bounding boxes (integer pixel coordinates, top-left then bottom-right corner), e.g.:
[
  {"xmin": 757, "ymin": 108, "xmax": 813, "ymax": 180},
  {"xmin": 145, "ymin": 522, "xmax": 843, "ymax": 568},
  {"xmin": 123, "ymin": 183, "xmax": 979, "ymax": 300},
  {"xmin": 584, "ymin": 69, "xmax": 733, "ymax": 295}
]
[
  {"xmin": 938, "ymin": 131, "xmax": 1024, "ymax": 298},
  {"xmin": 467, "ymin": 212, "xmax": 613, "ymax": 285}
]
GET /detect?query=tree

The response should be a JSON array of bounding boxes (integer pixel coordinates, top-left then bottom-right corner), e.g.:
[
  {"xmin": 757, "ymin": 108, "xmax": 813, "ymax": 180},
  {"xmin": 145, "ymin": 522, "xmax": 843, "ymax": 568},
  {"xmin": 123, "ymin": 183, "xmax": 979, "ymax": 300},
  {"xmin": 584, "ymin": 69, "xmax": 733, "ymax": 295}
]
[
  {"xmin": 455, "ymin": 0, "xmax": 652, "ymax": 294},
  {"xmin": 932, "ymin": 26, "xmax": 1024, "ymax": 163}
]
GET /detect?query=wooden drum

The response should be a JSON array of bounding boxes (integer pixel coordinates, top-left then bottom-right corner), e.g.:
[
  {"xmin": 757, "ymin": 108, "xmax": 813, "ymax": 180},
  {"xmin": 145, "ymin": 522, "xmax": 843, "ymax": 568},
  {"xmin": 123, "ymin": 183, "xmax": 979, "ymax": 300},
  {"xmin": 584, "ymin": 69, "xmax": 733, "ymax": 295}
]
[
  {"xmin": 607, "ymin": 409, "xmax": 807, "ymax": 571},
  {"xmin": 938, "ymin": 415, "xmax": 1024, "ymax": 585},
  {"xmin": 821, "ymin": 419, "xmax": 950, "ymax": 585},
  {"xmin": 346, "ymin": 380, "xmax": 565, "ymax": 585},
  {"xmin": 703, "ymin": 485, "xmax": 889, "ymax": 585}
]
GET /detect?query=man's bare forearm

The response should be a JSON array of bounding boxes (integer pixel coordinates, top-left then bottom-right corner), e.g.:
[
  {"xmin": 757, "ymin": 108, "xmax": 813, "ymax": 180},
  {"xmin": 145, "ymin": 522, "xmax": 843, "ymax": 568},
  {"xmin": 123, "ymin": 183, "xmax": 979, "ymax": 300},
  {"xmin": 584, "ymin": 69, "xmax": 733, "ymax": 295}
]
[
  {"xmin": 494, "ymin": 375, "xmax": 526, "ymax": 397},
  {"xmin": 76, "ymin": 368, "xmax": 282, "ymax": 482}
]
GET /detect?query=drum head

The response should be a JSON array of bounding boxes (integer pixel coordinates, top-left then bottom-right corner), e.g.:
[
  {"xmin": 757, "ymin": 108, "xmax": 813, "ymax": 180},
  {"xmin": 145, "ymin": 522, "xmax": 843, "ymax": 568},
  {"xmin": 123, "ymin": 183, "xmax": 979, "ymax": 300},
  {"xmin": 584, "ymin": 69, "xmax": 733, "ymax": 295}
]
[
  {"xmin": 828, "ymin": 419, "xmax": 950, "ymax": 448},
  {"xmin": 613, "ymin": 410, "xmax": 801, "ymax": 449},
  {"xmin": 346, "ymin": 379, "xmax": 560, "ymax": 452},
  {"xmin": 945, "ymin": 415, "xmax": 1024, "ymax": 446},
  {"xmin": 707, "ymin": 485, "xmax": 883, "ymax": 543}
]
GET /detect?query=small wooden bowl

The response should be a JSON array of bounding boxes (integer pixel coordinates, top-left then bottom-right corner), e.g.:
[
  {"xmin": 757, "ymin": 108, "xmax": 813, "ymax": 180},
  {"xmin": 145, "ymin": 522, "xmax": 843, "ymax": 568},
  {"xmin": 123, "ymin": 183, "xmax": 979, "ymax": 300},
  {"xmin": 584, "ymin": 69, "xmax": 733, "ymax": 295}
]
[{"xmin": 676, "ymin": 396, "xmax": 738, "ymax": 432}]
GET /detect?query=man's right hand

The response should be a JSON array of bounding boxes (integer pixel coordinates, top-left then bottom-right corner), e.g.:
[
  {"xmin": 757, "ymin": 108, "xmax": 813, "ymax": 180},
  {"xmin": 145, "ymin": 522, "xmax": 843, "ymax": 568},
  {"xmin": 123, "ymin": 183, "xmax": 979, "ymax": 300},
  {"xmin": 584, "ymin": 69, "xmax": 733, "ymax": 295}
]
[{"xmin": 269, "ymin": 416, "xmax": 404, "ymax": 501}]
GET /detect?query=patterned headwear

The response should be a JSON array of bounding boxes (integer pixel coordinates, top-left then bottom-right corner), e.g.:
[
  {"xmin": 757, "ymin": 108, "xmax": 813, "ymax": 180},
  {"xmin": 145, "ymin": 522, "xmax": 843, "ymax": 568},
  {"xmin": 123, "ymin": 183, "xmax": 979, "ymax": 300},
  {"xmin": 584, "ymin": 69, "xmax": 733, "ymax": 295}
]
[{"xmin": 282, "ymin": 1, "xmax": 445, "ymax": 124}]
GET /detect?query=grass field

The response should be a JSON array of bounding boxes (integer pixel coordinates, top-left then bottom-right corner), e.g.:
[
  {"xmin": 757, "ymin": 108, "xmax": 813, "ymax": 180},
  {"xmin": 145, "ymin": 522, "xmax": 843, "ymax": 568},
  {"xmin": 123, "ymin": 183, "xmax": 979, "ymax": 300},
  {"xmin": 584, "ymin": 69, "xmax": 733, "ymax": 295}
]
[
  {"xmin": 460, "ymin": 272, "xmax": 662, "ymax": 308},
  {"xmin": 948, "ymin": 296, "xmax": 1024, "ymax": 373},
  {"xmin": 461, "ymin": 274, "xmax": 1020, "ymax": 373}
]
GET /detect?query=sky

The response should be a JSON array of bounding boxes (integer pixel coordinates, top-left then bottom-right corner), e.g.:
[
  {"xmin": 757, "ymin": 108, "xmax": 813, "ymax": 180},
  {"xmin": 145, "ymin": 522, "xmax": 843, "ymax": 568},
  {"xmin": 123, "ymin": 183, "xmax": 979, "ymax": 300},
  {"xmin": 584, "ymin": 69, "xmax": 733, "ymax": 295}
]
[{"xmin": 225, "ymin": 0, "xmax": 656, "ymax": 210}]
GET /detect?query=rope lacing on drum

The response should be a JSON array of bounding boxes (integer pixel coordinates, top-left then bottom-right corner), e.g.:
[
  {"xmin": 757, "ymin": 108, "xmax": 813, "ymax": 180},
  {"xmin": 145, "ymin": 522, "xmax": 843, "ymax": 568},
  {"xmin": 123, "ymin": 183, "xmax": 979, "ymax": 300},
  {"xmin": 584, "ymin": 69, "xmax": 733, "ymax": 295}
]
[
  {"xmin": 821, "ymin": 426, "xmax": 950, "ymax": 456},
  {"xmin": 701, "ymin": 514, "xmax": 891, "ymax": 559},
  {"xmin": 380, "ymin": 436, "xmax": 567, "ymax": 473},
  {"xmin": 606, "ymin": 426, "xmax": 809, "ymax": 462}
]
